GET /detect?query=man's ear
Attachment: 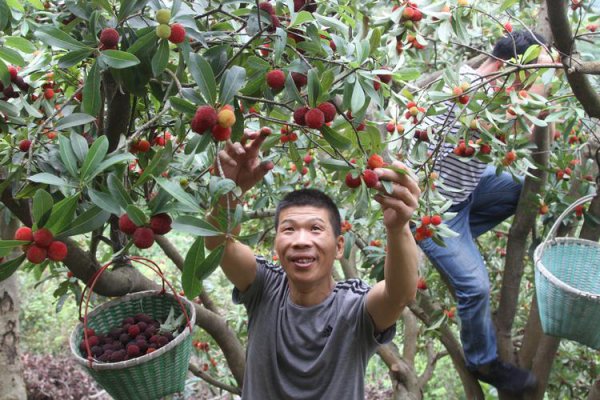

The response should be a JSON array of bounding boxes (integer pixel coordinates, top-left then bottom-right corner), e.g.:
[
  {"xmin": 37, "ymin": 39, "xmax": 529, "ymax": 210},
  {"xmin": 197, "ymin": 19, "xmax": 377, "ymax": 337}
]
[
  {"xmin": 335, "ymin": 234, "xmax": 345, "ymax": 260},
  {"xmin": 495, "ymin": 59, "xmax": 504, "ymax": 69}
]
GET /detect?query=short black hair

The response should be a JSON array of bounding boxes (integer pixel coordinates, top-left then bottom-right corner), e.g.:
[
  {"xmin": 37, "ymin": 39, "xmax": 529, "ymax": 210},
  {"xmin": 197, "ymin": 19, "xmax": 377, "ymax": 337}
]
[
  {"xmin": 492, "ymin": 30, "xmax": 548, "ymax": 61},
  {"xmin": 275, "ymin": 189, "xmax": 342, "ymax": 237}
]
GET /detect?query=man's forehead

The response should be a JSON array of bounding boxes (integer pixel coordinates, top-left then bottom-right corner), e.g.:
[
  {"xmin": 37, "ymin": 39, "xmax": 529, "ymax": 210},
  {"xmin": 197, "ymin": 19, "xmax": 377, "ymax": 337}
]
[{"xmin": 278, "ymin": 206, "xmax": 329, "ymax": 221}]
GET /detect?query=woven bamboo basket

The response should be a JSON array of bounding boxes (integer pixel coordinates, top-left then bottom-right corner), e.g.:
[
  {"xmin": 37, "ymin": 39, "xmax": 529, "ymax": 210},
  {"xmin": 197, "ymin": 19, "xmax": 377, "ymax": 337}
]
[
  {"xmin": 534, "ymin": 194, "xmax": 600, "ymax": 349},
  {"xmin": 70, "ymin": 257, "xmax": 196, "ymax": 400}
]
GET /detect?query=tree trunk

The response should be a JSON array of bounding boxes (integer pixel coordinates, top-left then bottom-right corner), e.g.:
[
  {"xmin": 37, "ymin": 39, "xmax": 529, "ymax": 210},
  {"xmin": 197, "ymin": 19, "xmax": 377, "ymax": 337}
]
[{"xmin": 0, "ymin": 218, "xmax": 27, "ymax": 400}]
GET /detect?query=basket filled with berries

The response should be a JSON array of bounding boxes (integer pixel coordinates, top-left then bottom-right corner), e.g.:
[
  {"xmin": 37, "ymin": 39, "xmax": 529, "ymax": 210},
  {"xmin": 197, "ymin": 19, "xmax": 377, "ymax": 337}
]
[{"xmin": 70, "ymin": 257, "xmax": 196, "ymax": 400}]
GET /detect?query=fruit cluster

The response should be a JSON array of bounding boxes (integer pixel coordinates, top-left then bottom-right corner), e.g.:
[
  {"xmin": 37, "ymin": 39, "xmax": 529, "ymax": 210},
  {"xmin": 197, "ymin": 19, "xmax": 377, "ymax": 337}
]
[
  {"xmin": 414, "ymin": 215, "xmax": 442, "ymax": 241},
  {"xmin": 118, "ymin": 213, "xmax": 172, "ymax": 249},
  {"xmin": 79, "ymin": 313, "xmax": 176, "ymax": 363},
  {"xmin": 404, "ymin": 101, "xmax": 426, "ymax": 124},
  {"xmin": 293, "ymin": 102, "xmax": 336, "ymax": 129},
  {"xmin": 257, "ymin": 2, "xmax": 281, "ymax": 33},
  {"xmin": 155, "ymin": 9, "xmax": 187, "ymax": 44},
  {"xmin": 1, "ymin": 65, "xmax": 29, "ymax": 100},
  {"xmin": 15, "ymin": 227, "xmax": 68, "ymax": 264},
  {"xmin": 191, "ymin": 105, "xmax": 236, "ymax": 141}
]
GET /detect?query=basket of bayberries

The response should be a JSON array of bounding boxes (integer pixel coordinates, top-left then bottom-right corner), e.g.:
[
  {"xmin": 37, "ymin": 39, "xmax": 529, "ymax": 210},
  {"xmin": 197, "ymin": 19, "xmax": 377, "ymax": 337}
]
[{"xmin": 70, "ymin": 257, "xmax": 196, "ymax": 400}]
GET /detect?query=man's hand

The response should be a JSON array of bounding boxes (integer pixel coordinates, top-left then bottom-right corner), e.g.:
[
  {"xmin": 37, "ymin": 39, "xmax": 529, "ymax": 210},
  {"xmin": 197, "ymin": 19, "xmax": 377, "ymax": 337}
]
[
  {"xmin": 372, "ymin": 162, "xmax": 421, "ymax": 230},
  {"xmin": 214, "ymin": 130, "xmax": 274, "ymax": 194}
]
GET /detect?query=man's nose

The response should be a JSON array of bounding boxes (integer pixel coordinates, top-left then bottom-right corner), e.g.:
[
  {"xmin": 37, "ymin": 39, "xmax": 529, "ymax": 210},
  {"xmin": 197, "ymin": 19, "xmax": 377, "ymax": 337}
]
[{"xmin": 292, "ymin": 229, "xmax": 311, "ymax": 246}]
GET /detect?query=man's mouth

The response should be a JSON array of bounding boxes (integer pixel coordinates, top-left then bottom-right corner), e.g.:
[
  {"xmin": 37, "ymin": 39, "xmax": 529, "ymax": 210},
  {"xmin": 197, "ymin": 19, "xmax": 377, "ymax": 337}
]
[{"xmin": 291, "ymin": 257, "xmax": 316, "ymax": 268}]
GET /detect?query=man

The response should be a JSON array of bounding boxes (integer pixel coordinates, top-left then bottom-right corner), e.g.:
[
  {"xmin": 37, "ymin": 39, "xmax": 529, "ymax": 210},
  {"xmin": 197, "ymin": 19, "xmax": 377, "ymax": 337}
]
[
  {"xmin": 414, "ymin": 30, "xmax": 554, "ymax": 394},
  {"xmin": 206, "ymin": 130, "xmax": 420, "ymax": 399}
]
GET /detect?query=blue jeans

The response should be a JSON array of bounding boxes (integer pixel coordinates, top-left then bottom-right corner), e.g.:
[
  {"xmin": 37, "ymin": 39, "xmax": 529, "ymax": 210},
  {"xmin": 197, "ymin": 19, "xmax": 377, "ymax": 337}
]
[{"xmin": 418, "ymin": 166, "xmax": 522, "ymax": 368}]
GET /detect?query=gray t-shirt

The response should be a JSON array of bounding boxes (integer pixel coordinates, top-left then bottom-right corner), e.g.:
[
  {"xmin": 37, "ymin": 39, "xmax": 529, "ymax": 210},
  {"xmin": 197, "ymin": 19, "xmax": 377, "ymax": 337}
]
[{"xmin": 233, "ymin": 257, "xmax": 395, "ymax": 399}]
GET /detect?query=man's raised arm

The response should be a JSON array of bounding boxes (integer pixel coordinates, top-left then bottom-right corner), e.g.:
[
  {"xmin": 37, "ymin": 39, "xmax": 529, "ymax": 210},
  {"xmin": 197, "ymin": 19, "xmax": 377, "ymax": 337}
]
[
  {"xmin": 205, "ymin": 130, "xmax": 273, "ymax": 292},
  {"xmin": 366, "ymin": 162, "xmax": 420, "ymax": 333}
]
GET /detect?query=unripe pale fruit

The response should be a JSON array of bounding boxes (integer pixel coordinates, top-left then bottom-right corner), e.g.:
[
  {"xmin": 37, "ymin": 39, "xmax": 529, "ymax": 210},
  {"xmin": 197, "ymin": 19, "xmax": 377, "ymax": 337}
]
[
  {"xmin": 217, "ymin": 108, "xmax": 236, "ymax": 128},
  {"xmin": 156, "ymin": 24, "xmax": 172, "ymax": 39},
  {"xmin": 155, "ymin": 9, "xmax": 171, "ymax": 24}
]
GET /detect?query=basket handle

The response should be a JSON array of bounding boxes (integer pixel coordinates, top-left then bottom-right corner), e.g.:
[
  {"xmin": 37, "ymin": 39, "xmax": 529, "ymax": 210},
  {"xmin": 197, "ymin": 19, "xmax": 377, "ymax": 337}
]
[
  {"xmin": 544, "ymin": 193, "xmax": 597, "ymax": 243},
  {"xmin": 78, "ymin": 256, "xmax": 193, "ymax": 367}
]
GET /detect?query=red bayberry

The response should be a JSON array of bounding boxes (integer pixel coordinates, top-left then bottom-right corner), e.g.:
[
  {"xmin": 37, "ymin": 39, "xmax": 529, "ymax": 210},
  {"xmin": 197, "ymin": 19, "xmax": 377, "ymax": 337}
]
[
  {"xmin": 317, "ymin": 102, "xmax": 336, "ymax": 122},
  {"xmin": 150, "ymin": 213, "xmax": 172, "ymax": 235},
  {"xmin": 191, "ymin": 105, "xmax": 218, "ymax": 134},
  {"xmin": 33, "ymin": 228, "xmax": 54, "ymax": 248},
  {"xmin": 417, "ymin": 277, "xmax": 427, "ymax": 290},
  {"xmin": 168, "ymin": 23, "xmax": 186, "ymax": 44},
  {"xmin": 367, "ymin": 154, "xmax": 385, "ymax": 169},
  {"xmin": 43, "ymin": 88, "xmax": 54, "ymax": 100},
  {"xmin": 99, "ymin": 28, "xmax": 120, "ymax": 48},
  {"xmin": 266, "ymin": 69, "xmax": 286, "ymax": 90},
  {"xmin": 305, "ymin": 108, "xmax": 325, "ymax": 129},
  {"xmin": 258, "ymin": 1, "xmax": 274, "ymax": 14},
  {"xmin": 345, "ymin": 172, "xmax": 362, "ymax": 188},
  {"xmin": 118, "ymin": 214, "xmax": 138, "ymax": 235},
  {"xmin": 26, "ymin": 245, "xmax": 47, "ymax": 264},
  {"xmin": 47, "ymin": 240, "xmax": 68, "ymax": 261},
  {"xmin": 293, "ymin": 106, "xmax": 309, "ymax": 125},
  {"xmin": 211, "ymin": 124, "xmax": 232, "ymax": 141},
  {"xmin": 431, "ymin": 215, "xmax": 442, "ymax": 226},
  {"xmin": 15, "ymin": 226, "xmax": 33, "ymax": 242},
  {"xmin": 133, "ymin": 227, "xmax": 155, "ymax": 249},
  {"xmin": 19, "ymin": 139, "xmax": 32, "ymax": 152},
  {"xmin": 362, "ymin": 169, "xmax": 379, "ymax": 188},
  {"xmin": 291, "ymin": 72, "xmax": 307, "ymax": 89}
]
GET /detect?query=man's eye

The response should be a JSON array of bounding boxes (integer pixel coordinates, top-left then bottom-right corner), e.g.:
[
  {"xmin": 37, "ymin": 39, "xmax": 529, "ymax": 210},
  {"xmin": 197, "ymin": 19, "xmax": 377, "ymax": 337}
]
[{"xmin": 312, "ymin": 226, "xmax": 323, "ymax": 231}]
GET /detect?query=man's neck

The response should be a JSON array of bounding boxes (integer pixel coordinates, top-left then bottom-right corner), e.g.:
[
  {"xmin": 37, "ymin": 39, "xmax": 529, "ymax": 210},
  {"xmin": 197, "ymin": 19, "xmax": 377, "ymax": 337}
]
[
  {"xmin": 475, "ymin": 59, "xmax": 501, "ymax": 77},
  {"xmin": 288, "ymin": 278, "xmax": 336, "ymax": 307}
]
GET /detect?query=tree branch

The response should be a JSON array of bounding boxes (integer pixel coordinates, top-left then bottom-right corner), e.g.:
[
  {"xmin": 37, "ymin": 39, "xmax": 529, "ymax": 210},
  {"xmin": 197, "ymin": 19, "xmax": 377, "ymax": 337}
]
[
  {"xmin": 103, "ymin": 72, "xmax": 131, "ymax": 152},
  {"xmin": 496, "ymin": 124, "xmax": 550, "ymax": 362},
  {"xmin": 546, "ymin": 0, "xmax": 600, "ymax": 118}
]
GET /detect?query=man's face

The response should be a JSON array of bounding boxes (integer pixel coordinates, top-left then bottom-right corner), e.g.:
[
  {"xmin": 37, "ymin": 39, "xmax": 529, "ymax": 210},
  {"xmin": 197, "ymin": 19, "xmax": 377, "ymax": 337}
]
[{"xmin": 274, "ymin": 206, "xmax": 344, "ymax": 289}]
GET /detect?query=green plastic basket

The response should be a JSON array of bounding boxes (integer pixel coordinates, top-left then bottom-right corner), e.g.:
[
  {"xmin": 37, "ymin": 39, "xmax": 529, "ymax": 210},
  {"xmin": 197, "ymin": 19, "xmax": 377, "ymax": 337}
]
[
  {"xmin": 534, "ymin": 194, "xmax": 600, "ymax": 349},
  {"xmin": 70, "ymin": 258, "xmax": 196, "ymax": 400}
]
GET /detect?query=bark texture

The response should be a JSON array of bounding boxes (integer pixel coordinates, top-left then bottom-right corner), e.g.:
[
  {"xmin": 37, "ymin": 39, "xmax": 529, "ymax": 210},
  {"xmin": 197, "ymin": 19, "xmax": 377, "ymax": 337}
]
[{"xmin": 0, "ymin": 219, "xmax": 26, "ymax": 400}]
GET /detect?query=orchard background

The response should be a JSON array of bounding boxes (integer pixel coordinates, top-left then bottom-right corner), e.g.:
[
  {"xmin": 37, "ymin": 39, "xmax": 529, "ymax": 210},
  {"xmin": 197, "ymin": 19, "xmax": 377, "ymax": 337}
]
[{"xmin": 0, "ymin": 0, "xmax": 599, "ymax": 398}]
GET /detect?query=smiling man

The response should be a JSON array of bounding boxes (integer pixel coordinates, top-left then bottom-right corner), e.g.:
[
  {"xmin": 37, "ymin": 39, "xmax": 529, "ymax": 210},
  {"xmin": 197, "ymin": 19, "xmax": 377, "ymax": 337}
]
[{"xmin": 206, "ymin": 131, "xmax": 420, "ymax": 399}]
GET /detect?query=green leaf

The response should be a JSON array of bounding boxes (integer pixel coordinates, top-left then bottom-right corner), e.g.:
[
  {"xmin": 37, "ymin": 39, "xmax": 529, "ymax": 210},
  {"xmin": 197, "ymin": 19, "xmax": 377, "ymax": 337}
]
[
  {"xmin": 351, "ymin": 80, "xmax": 365, "ymax": 113},
  {"xmin": 0, "ymin": 240, "xmax": 30, "ymax": 249},
  {"xmin": 0, "ymin": 60, "xmax": 9, "ymax": 88},
  {"xmin": 0, "ymin": 0, "xmax": 11, "ymax": 31},
  {"xmin": 4, "ymin": 37, "xmax": 36, "ymax": 54},
  {"xmin": 134, "ymin": 143, "xmax": 172, "ymax": 186},
  {"xmin": 98, "ymin": 50, "xmax": 141, "ymax": 69},
  {"xmin": 169, "ymin": 96, "xmax": 197, "ymax": 115},
  {"xmin": 155, "ymin": 177, "xmax": 201, "ymax": 212},
  {"xmin": 318, "ymin": 158, "xmax": 354, "ymax": 172},
  {"xmin": 44, "ymin": 195, "xmax": 79, "ymax": 235},
  {"xmin": 151, "ymin": 39, "xmax": 170, "ymax": 77},
  {"xmin": 26, "ymin": 0, "xmax": 45, "ymax": 9},
  {"xmin": 33, "ymin": 189, "xmax": 54, "ymax": 228},
  {"xmin": 219, "ymin": 65, "xmax": 246, "ymax": 106},
  {"xmin": 89, "ymin": 153, "xmax": 134, "ymax": 180},
  {"xmin": 0, "ymin": 255, "xmax": 26, "ymax": 283},
  {"xmin": 58, "ymin": 206, "xmax": 110, "ymax": 238},
  {"xmin": 55, "ymin": 113, "xmax": 96, "ymax": 131},
  {"xmin": 498, "ymin": 0, "xmax": 518, "ymax": 12},
  {"xmin": 70, "ymin": 133, "xmax": 89, "ymax": 162},
  {"xmin": 208, "ymin": 177, "xmax": 237, "ymax": 204},
  {"xmin": 126, "ymin": 204, "xmax": 147, "ymax": 226},
  {"xmin": 89, "ymin": 189, "xmax": 123, "ymax": 215},
  {"xmin": 28, "ymin": 173, "xmax": 73, "ymax": 187},
  {"xmin": 0, "ymin": 47, "xmax": 25, "ymax": 67},
  {"xmin": 320, "ymin": 125, "xmax": 352, "ymax": 149},
  {"xmin": 83, "ymin": 61, "xmax": 101, "ymax": 116},
  {"xmin": 80, "ymin": 135, "xmax": 108, "ymax": 181},
  {"xmin": 58, "ymin": 48, "xmax": 93, "ymax": 68},
  {"xmin": 196, "ymin": 244, "xmax": 224, "ymax": 281},
  {"xmin": 58, "ymin": 135, "xmax": 79, "ymax": 178},
  {"xmin": 173, "ymin": 217, "xmax": 222, "ymax": 236},
  {"xmin": 307, "ymin": 69, "xmax": 320, "ymax": 108},
  {"xmin": 34, "ymin": 26, "xmax": 91, "ymax": 51},
  {"xmin": 108, "ymin": 174, "xmax": 132, "ymax": 210},
  {"xmin": 290, "ymin": 11, "xmax": 315, "ymax": 27},
  {"xmin": 188, "ymin": 53, "xmax": 216, "ymax": 104},
  {"xmin": 182, "ymin": 236, "xmax": 205, "ymax": 299}
]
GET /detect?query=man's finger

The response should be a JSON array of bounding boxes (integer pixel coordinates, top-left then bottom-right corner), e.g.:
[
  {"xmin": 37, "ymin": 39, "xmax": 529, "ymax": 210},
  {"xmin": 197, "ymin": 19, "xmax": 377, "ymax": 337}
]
[{"xmin": 247, "ymin": 128, "xmax": 270, "ymax": 155}]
